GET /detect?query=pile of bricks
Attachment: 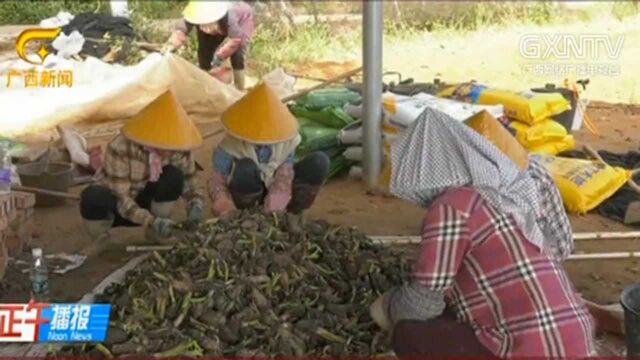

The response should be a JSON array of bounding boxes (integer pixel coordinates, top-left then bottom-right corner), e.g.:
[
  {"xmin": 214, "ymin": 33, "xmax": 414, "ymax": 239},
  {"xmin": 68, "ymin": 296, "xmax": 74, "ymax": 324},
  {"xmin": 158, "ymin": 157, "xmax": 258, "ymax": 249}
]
[{"xmin": 0, "ymin": 191, "xmax": 35, "ymax": 280}]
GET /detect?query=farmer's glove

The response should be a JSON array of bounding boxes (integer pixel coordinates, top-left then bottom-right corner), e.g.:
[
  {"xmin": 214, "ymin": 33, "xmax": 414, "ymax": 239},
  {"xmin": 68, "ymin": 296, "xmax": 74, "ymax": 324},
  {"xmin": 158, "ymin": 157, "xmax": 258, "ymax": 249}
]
[
  {"xmin": 211, "ymin": 54, "xmax": 224, "ymax": 67},
  {"xmin": 163, "ymin": 30, "xmax": 186, "ymax": 53},
  {"xmin": 370, "ymin": 283, "xmax": 447, "ymax": 332},
  {"xmin": 264, "ymin": 165, "xmax": 294, "ymax": 213},
  {"xmin": 151, "ymin": 218, "xmax": 177, "ymax": 238},
  {"xmin": 187, "ymin": 204, "xmax": 204, "ymax": 225}
]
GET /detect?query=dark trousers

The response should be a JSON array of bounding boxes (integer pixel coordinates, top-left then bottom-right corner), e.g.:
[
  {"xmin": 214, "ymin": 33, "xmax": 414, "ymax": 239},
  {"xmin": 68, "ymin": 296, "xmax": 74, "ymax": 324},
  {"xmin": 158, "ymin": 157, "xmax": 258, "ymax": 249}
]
[
  {"xmin": 228, "ymin": 152, "xmax": 330, "ymax": 212},
  {"xmin": 80, "ymin": 165, "xmax": 184, "ymax": 227},
  {"xmin": 196, "ymin": 28, "xmax": 245, "ymax": 71},
  {"xmin": 392, "ymin": 310, "xmax": 495, "ymax": 357}
]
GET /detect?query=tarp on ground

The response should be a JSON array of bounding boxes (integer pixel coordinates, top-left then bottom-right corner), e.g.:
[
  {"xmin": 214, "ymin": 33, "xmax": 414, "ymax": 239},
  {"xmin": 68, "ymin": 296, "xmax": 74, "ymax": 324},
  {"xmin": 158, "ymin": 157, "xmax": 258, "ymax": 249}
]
[{"xmin": 0, "ymin": 53, "xmax": 243, "ymax": 142}]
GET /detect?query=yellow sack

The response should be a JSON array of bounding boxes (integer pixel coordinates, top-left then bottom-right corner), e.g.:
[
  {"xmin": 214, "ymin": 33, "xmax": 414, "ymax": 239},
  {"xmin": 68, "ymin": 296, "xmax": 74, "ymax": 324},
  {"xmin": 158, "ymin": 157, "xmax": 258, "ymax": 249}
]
[
  {"xmin": 537, "ymin": 154, "xmax": 631, "ymax": 214},
  {"xmin": 528, "ymin": 135, "xmax": 576, "ymax": 155},
  {"xmin": 438, "ymin": 83, "xmax": 570, "ymax": 125},
  {"xmin": 508, "ymin": 120, "xmax": 568, "ymax": 148},
  {"xmin": 465, "ymin": 110, "xmax": 529, "ymax": 170}
]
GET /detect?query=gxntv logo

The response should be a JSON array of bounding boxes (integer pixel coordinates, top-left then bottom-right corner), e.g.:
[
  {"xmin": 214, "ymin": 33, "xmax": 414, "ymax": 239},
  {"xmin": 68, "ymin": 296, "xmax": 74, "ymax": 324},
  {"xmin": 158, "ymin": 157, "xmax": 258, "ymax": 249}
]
[{"xmin": 519, "ymin": 34, "xmax": 625, "ymax": 60}]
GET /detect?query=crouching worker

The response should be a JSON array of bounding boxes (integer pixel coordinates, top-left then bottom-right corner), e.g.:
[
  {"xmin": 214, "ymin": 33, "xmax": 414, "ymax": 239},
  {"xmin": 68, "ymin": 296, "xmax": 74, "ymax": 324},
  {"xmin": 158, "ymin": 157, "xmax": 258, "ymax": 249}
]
[
  {"xmin": 80, "ymin": 91, "xmax": 205, "ymax": 251},
  {"xmin": 166, "ymin": 1, "xmax": 254, "ymax": 90},
  {"xmin": 370, "ymin": 108, "xmax": 596, "ymax": 358},
  {"xmin": 209, "ymin": 83, "xmax": 329, "ymax": 217}
]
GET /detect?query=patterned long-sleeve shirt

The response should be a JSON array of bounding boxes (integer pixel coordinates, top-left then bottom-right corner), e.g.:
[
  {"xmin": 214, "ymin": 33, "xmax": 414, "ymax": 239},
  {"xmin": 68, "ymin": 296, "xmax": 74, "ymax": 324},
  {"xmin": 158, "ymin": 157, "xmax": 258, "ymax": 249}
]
[
  {"xmin": 414, "ymin": 187, "xmax": 595, "ymax": 358},
  {"xmin": 176, "ymin": 1, "xmax": 255, "ymax": 59},
  {"xmin": 101, "ymin": 135, "xmax": 205, "ymax": 226}
]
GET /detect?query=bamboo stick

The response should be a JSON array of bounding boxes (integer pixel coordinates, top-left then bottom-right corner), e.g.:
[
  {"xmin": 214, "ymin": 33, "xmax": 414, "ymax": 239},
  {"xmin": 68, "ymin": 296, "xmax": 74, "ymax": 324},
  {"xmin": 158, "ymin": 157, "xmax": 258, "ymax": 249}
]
[
  {"xmin": 203, "ymin": 66, "xmax": 362, "ymax": 140},
  {"xmin": 281, "ymin": 66, "xmax": 363, "ymax": 103},
  {"xmin": 127, "ymin": 235, "xmax": 640, "ymax": 261},
  {"xmin": 568, "ymin": 252, "xmax": 640, "ymax": 260},
  {"xmin": 126, "ymin": 245, "xmax": 173, "ymax": 252},
  {"xmin": 583, "ymin": 144, "xmax": 640, "ymax": 194},
  {"xmin": 13, "ymin": 185, "xmax": 80, "ymax": 201},
  {"xmin": 370, "ymin": 231, "xmax": 640, "ymax": 245}
]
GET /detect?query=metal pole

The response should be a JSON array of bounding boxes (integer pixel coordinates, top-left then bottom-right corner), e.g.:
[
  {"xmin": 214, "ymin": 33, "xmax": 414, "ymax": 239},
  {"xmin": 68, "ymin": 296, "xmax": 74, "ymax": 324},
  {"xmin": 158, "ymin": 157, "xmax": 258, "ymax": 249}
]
[{"xmin": 362, "ymin": 0, "xmax": 383, "ymax": 188}]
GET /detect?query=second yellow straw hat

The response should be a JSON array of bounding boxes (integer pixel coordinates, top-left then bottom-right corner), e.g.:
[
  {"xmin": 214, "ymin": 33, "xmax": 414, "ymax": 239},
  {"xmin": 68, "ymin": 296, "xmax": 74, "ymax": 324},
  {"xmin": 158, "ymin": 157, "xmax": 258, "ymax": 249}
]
[
  {"xmin": 122, "ymin": 90, "xmax": 203, "ymax": 151},
  {"xmin": 221, "ymin": 83, "xmax": 299, "ymax": 144}
]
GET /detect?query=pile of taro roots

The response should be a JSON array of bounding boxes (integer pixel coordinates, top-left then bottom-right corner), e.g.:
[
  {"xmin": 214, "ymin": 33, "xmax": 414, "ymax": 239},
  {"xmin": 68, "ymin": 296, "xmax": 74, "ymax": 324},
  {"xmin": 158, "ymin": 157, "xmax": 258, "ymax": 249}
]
[{"xmin": 59, "ymin": 211, "xmax": 412, "ymax": 356}]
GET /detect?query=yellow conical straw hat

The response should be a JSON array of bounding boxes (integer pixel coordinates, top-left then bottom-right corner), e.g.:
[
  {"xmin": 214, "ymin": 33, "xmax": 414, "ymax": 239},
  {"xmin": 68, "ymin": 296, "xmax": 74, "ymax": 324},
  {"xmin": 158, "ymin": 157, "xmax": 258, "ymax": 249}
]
[
  {"xmin": 183, "ymin": 1, "xmax": 231, "ymax": 25},
  {"xmin": 222, "ymin": 83, "xmax": 299, "ymax": 144},
  {"xmin": 122, "ymin": 90, "xmax": 203, "ymax": 151}
]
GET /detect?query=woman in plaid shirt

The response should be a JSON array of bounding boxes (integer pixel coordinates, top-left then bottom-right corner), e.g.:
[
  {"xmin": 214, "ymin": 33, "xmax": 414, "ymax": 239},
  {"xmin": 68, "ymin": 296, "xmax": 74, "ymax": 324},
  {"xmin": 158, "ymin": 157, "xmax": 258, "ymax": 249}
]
[
  {"xmin": 79, "ymin": 91, "xmax": 205, "ymax": 252},
  {"xmin": 371, "ymin": 108, "xmax": 596, "ymax": 357}
]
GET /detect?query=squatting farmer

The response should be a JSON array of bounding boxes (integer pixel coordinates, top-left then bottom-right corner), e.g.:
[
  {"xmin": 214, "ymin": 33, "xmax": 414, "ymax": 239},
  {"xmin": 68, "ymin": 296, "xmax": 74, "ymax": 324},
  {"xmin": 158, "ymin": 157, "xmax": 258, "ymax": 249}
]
[
  {"xmin": 165, "ymin": 0, "xmax": 255, "ymax": 90},
  {"xmin": 369, "ymin": 108, "xmax": 597, "ymax": 357},
  {"xmin": 79, "ymin": 91, "xmax": 205, "ymax": 252},
  {"xmin": 208, "ymin": 83, "xmax": 330, "ymax": 217}
]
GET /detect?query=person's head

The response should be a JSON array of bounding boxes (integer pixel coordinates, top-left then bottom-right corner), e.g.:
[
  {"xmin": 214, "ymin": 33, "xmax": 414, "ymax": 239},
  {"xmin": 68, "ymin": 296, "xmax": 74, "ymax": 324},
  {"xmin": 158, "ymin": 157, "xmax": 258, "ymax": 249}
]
[
  {"xmin": 220, "ymin": 83, "xmax": 299, "ymax": 145},
  {"xmin": 121, "ymin": 90, "xmax": 203, "ymax": 153},
  {"xmin": 183, "ymin": 1, "xmax": 231, "ymax": 34}
]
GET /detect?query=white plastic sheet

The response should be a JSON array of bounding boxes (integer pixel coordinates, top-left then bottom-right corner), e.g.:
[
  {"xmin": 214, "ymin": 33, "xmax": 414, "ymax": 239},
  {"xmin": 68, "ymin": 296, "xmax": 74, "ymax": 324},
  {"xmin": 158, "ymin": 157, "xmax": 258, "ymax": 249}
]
[
  {"xmin": 52, "ymin": 31, "xmax": 85, "ymax": 58},
  {"xmin": 0, "ymin": 53, "xmax": 243, "ymax": 141},
  {"xmin": 39, "ymin": 11, "xmax": 74, "ymax": 28},
  {"xmin": 110, "ymin": 0, "xmax": 130, "ymax": 18}
]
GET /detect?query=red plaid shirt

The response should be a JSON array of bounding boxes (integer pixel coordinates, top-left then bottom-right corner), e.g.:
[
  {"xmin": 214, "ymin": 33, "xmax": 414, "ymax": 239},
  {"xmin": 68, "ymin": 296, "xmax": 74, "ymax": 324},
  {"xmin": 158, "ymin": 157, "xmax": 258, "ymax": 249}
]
[{"xmin": 415, "ymin": 187, "xmax": 596, "ymax": 358}]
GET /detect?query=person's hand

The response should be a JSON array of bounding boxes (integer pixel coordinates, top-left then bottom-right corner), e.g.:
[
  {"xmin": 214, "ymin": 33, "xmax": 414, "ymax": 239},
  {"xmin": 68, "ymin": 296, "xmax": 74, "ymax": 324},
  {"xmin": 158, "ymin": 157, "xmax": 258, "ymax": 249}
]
[
  {"xmin": 151, "ymin": 218, "xmax": 177, "ymax": 238},
  {"xmin": 212, "ymin": 193, "xmax": 236, "ymax": 218},
  {"xmin": 88, "ymin": 146, "xmax": 103, "ymax": 174},
  {"xmin": 163, "ymin": 30, "xmax": 186, "ymax": 53},
  {"xmin": 211, "ymin": 54, "xmax": 224, "ymax": 67},
  {"xmin": 264, "ymin": 190, "xmax": 290, "ymax": 213},
  {"xmin": 209, "ymin": 66, "xmax": 231, "ymax": 83},
  {"xmin": 370, "ymin": 290, "xmax": 394, "ymax": 332},
  {"xmin": 187, "ymin": 204, "xmax": 204, "ymax": 225}
]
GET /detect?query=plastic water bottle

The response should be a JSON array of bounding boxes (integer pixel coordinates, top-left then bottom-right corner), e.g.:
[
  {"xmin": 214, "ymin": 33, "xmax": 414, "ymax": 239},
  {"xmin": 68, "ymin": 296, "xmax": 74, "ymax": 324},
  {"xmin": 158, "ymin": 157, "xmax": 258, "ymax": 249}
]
[
  {"xmin": 0, "ymin": 141, "xmax": 11, "ymax": 195},
  {"xmin": 30, "ymin": 248, "xmax": 50, "ymax": 302}
]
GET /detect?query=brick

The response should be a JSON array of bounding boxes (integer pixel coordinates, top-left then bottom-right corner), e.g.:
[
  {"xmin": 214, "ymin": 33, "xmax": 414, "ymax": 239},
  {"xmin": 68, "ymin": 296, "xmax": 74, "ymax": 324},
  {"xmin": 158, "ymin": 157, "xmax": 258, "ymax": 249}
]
[
  {"xmin": 5, "ymin": 210, "xmax": 34, "ymax": 257},
  {"xmin": 0, "ymin": 238, "xmax": 6, "ymax": 280},
  {"xmin": 11, "ymin": 191, "xmax": 35, "ymax": 209}
]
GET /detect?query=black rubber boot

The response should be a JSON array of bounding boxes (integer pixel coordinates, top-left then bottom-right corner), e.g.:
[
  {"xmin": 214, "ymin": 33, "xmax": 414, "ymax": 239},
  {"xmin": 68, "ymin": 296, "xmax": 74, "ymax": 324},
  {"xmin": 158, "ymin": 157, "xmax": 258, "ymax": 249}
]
[
  {"xmin": 231, "ymin": 190, "xmax": 265, "ymax": 210},
  {"xmin": 287, "ymin": 183, "xmax": 321, "ymax": 214}
]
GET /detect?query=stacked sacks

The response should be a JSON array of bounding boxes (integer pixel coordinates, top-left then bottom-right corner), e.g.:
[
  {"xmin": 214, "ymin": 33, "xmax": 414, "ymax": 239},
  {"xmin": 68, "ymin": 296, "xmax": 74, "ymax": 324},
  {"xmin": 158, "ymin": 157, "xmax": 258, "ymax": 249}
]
[
  {"xmin": 341, "ymin": 92, "xmax": 505, "ymax": 189},
  {"xmin": 289, "ymin": 88, "xmax": 362, "ymax": 179},
  {"xmin": 438, "ymin": 82, "xmax": 575, "ymax": 155}
]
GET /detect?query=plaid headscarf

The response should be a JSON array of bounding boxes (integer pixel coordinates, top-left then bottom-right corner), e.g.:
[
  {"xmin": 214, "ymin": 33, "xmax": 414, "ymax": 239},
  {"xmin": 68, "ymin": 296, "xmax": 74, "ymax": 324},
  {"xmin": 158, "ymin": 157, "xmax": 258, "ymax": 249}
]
[{"xmin": 390, "ymin": 107, "xmax": 574, "ymax": 261}]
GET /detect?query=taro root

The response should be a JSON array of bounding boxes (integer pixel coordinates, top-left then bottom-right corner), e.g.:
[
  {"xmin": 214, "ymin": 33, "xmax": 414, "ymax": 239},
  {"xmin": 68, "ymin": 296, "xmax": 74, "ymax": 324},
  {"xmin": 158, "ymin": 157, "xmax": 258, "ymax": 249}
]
[
  {"xmin": 104, "ymin": 326, "xmax": 128, "ymax": 346},
  {"xmin": 61, "ymin": 210, "xmax": 409, "ymax": 356}
]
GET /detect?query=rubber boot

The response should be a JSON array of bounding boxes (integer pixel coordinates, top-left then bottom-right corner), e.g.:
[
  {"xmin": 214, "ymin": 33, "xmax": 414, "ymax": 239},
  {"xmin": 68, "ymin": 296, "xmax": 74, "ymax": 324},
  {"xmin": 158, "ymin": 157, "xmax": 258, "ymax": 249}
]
[
  {"xmin": 231, "ymin": 190, "xmax": 264, "ymax": 210},
  {"xmin": 624, "ymin": 201, "xmax": 640, "ymax": 225},
  {"xmin": 145, "ymin": 201, "xmax": 178, "ymax": 244},
  {"xmin": 80, "ymin": 218, "xmax": 113, "ymax": 257},
  {"xmin": 287, "ymin": 183, "xmax": 321, "ymax": 214},
  {"xmin": 150, "ymin": 200, "xmax": 175, "ymax": 218},
  {"xmin": 233, "ymin": 70, "xmax": 245, "ymax": 91}
]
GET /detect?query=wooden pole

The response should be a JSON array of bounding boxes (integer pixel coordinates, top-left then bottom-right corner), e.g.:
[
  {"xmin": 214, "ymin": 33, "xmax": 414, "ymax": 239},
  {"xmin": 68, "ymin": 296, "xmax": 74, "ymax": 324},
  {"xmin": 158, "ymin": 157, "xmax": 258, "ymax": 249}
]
[
  {"xmin": 370, "ymin": 231, "xmax": 640, "ymax": 245},
  {"xmin": 202, "ymin": 66, "xmax": 363, "ymax": 140},
  {"xmin": 573, "ymin": 231, "xmax": 640, "ymax": 240},
  {"xmin": 13, "ymin": 185, "xmax": 80, "ymax": 201},
  {"xmin": 568, "ymin": 252, "xmax": 640, "ymax": 260},
  {"xmin": 126, "ymin": 245, "xmax": 173, "ymax": 252},
  {"xmin": 281, "ymin": 66, "xmax": 363, "ymax": 103}
]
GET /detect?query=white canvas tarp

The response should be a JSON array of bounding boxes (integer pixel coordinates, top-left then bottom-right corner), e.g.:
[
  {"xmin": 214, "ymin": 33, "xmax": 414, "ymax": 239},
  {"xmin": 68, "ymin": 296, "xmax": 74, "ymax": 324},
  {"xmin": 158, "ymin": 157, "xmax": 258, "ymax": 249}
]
[{"xmin": 0, "ymin": 53, "xmax": 243, "ymax": 141}]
